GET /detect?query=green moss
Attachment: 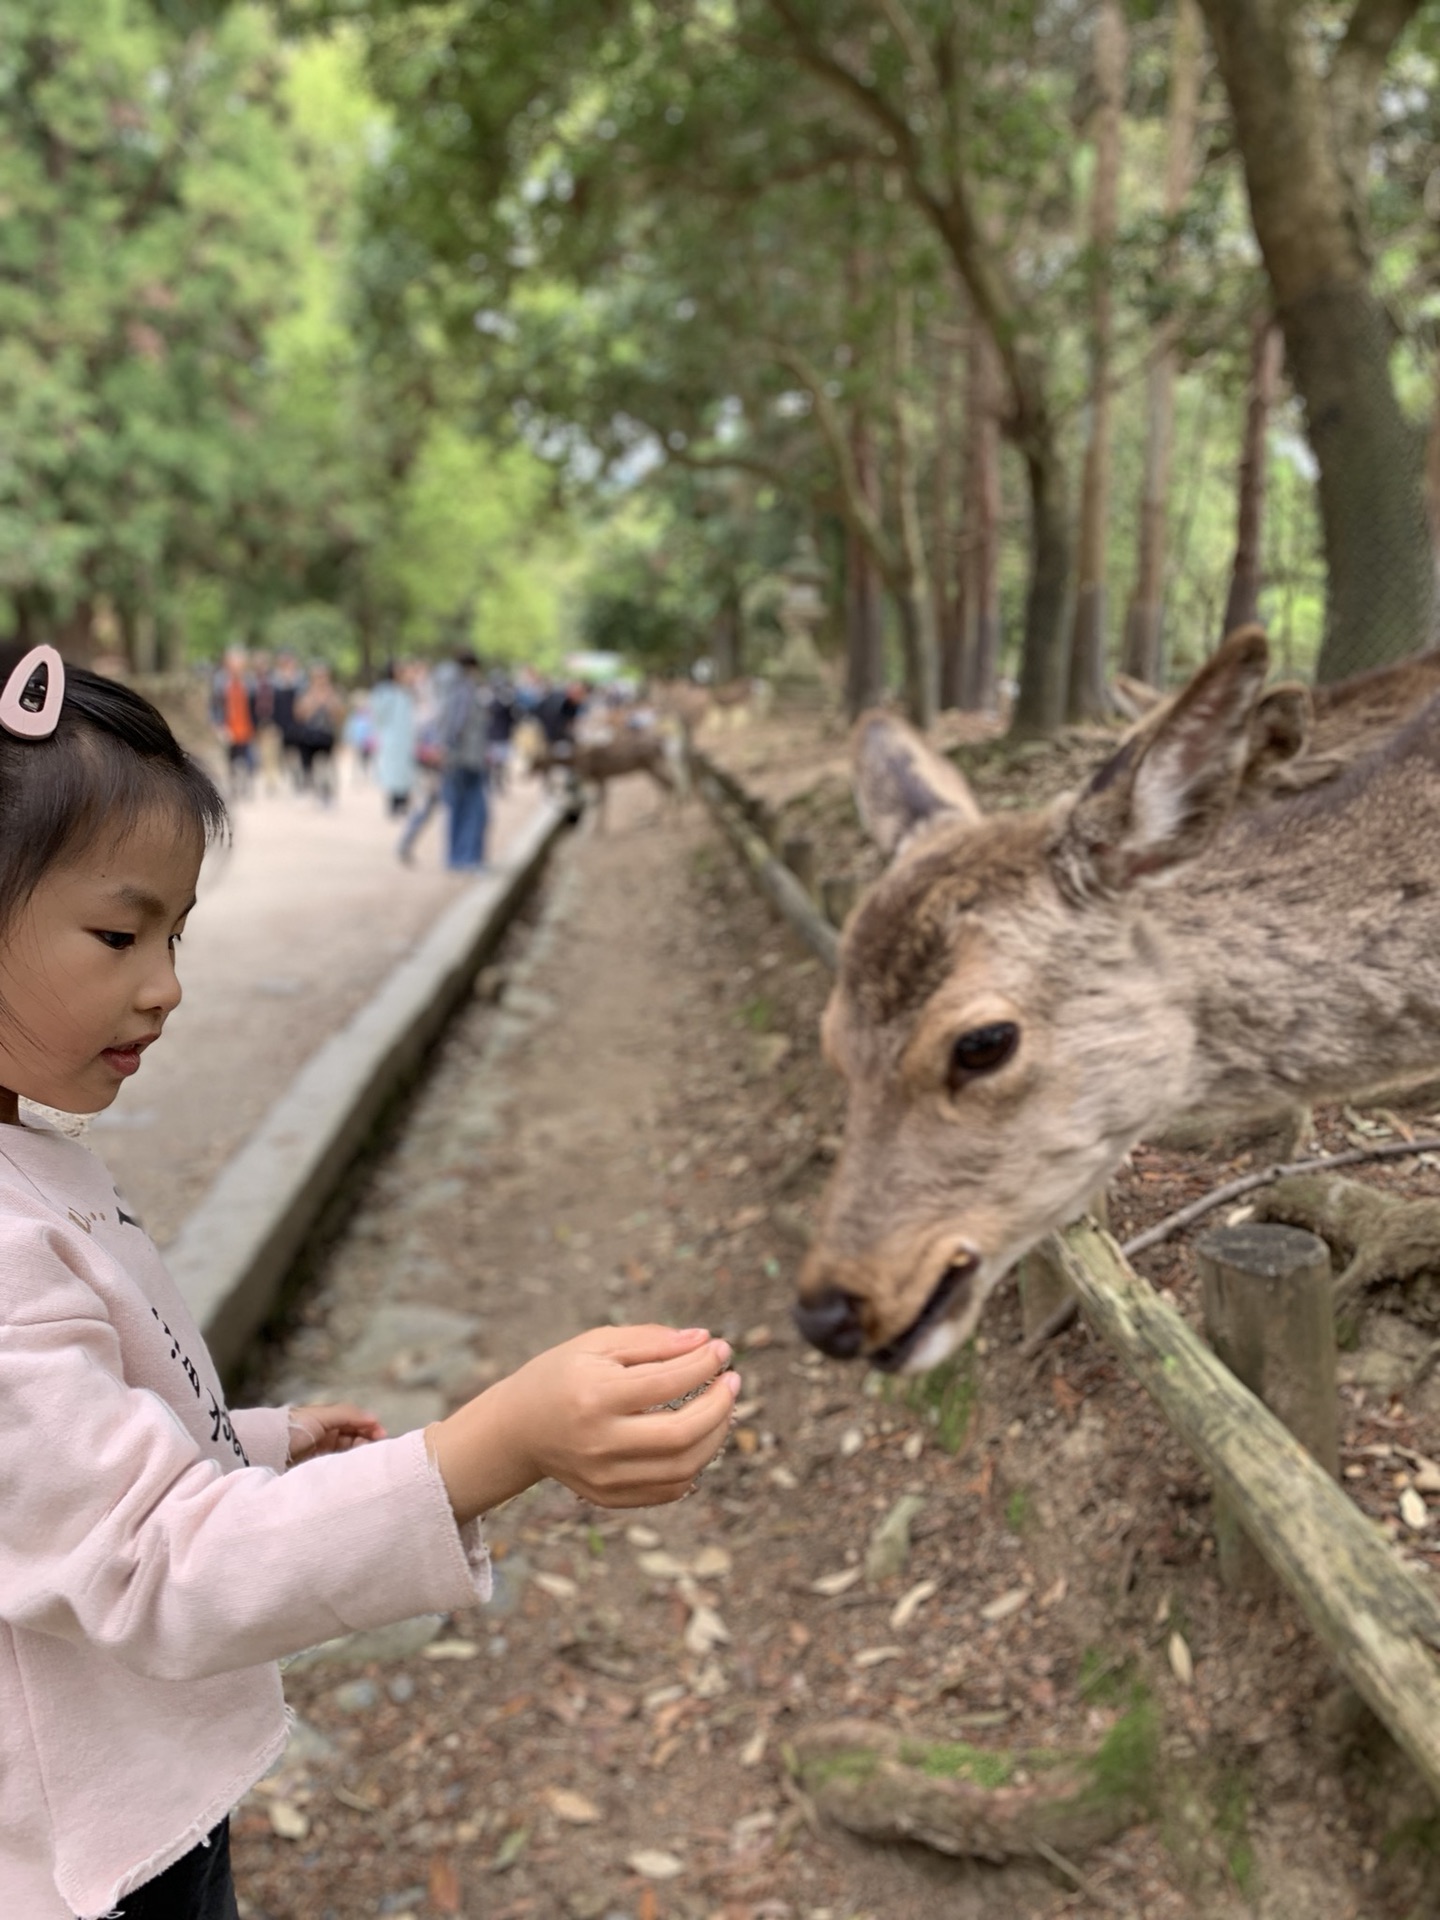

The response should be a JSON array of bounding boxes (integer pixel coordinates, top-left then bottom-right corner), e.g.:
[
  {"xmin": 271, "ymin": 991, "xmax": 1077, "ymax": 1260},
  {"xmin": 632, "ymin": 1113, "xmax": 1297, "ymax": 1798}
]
[
  {"xmin": 1384, "ymin": 1813, "xmax": 1440, "ymax": 1859},
  {"xmin": 895, "ymin": 1343, "xmax": 976, "ymax": 1455},
  {"xmin": 898, "ymin": 1740, "xmax": 1019, "ymax": 1788},
  {"xmin": 1086, "ymin": 1692, "xmax": 1161, "ymax": 1815},
  {"xmin": 1077, "ymin": 1647, "xmax": 1134, "ymax": 1705},
  {"xmin": 1213, "ymin": 1767, "xmax": 1256, "ymax": 1895},
  {"xmin": 801, "ymin": 1748, "xmax": 882, "ymax": 1789},
  {"xmin": 1005, "ymin": 1487, "xmax": 1033, "ymax": 1533},
  {"xmin": 738, "ymin": 994, "xmax": 775, "ymax": 1032}
]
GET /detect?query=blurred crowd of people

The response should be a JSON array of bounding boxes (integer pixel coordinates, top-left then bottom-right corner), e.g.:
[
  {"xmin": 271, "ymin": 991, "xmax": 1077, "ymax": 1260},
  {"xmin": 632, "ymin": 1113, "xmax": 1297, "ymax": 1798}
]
[{"xmin": 210, "ymin": 648, "xmax": 597, "ymax": 873}]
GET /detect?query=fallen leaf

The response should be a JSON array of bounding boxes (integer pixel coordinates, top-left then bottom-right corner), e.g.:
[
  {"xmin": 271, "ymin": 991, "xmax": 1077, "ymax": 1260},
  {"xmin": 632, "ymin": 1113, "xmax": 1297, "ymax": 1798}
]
[
  {"xmin": 638, "ymin": 1888, "xmax": 659, "ymax": 1920},
  {"xmin": 1168, "ymin": 1631, "xmax": 1194, "ymax": 1687},
  {"xmin": 890, "ymin": 1578, "xmax": 939, "ymax": 1631},
  {"xmin": 544, "ymin": 1787, "xmax": 601, "ymax": 1825},
  {"xmin": 422, "ymin": 1639, "xmax": 479, "ymax": 1661},
  {"xmin": 637, "ymin": 1550, "xmax": 691, "ymax": 1581},
  {"xmin": 979, "ymin": 1586, "xmax": 1030, "ymax": 1624},
  {"xmin": 627, "ymin": 1848, "xmax": 685, "ymax": 1880},
  {"xmin": 493, "ymin": 1827, "xmax": 529, "ymax": 1872},
  {"xmin": 1400, "ymin": 1487, "xmax": 1429, "ymax": 1531},
  {"xmin": 1413, "ymin": 1456, "xmax": 1440, "ymax": 1493},
  {"xmin": 740, "ymin": 1726, "xmax": 767, "ymax": 1767},
  {"xmin": 428, "ymin": 1855, "xmax": 461, "ymax": 1915},
  {"xmin": 810, "ymin": 1566, "xmax": 862, "ymax": 1597},
  {"xmin": 532, "ymin": 1571, "xmax": 578, "ymax": 1602},
  {"xmin": 1038, "ymin": 1574, "xmax": 1068, "ymax": 1610},
  {"xmin": 267, "ymin": 1799, "xmax": 309, "ymax": 1842},
  {"xmin": 853, "ymin": 1645, "xmax": 903, "ymax": 1669},
  {"xmin": 742, "ymin": 1322, "xmax": 774, "ymax": 1347},
  {"xmin": 684, "ymin": 1604, "xmax": 731, "ymax": 1656},
  {"xmin": 626, "ymin": 1524, "xmax": 662, "ymax": 1550},
  {"xmin": 734, "ymin": 1426, "xmax": 759, "ymax": 1456},
  {"xmin": 692, "ymin": 1545, "xmax": 733, "ymax": 1579}
]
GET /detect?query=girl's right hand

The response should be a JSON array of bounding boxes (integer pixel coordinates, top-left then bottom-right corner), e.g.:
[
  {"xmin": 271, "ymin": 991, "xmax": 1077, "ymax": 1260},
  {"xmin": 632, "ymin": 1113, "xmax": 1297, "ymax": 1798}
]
[{"xmin": 427, "ymin": 1325, "xmax": 741, "ymax": 1523}]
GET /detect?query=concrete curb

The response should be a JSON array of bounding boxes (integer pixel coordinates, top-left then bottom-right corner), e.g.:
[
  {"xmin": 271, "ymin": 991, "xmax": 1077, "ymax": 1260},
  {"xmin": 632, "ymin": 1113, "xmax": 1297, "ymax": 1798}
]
[{"xmin": 168, "ymin": 800, "xmax": 570, "ymax": 1376}]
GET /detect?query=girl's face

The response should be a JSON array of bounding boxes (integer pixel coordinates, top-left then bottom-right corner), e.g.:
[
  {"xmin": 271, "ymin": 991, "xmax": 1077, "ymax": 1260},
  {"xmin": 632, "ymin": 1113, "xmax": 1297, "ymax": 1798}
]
[{"xmin": 0, "ymin": 811, "xmax": 203, "ymax": 1125}]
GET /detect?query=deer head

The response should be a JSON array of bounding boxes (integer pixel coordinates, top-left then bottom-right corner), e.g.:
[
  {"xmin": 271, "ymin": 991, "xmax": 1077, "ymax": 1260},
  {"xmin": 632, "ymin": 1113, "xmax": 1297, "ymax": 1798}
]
[{"xmin": 795, "ymin": 628, "xmax": 1272, "ymax": 1372}]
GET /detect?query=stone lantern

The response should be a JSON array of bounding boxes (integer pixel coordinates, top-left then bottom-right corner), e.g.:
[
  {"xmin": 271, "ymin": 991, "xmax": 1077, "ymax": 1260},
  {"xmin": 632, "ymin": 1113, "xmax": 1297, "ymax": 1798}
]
[{"xmin": 770, "ymin": 533, "xmax": 830, "ymax": 711}]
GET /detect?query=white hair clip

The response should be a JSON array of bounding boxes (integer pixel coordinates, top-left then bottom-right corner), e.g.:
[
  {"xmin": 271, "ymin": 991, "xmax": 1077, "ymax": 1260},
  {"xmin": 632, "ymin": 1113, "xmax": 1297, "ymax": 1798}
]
[{"xmin": 0, "ymin": 645, "xmax": 65, "ymax": 739}]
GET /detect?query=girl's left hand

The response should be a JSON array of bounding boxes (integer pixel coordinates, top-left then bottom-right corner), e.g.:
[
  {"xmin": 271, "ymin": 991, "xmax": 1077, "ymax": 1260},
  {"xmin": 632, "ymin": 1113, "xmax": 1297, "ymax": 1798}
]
[{"xmin": 287, "ymin": 1402, "xmax": 387, "ymax": 1465}]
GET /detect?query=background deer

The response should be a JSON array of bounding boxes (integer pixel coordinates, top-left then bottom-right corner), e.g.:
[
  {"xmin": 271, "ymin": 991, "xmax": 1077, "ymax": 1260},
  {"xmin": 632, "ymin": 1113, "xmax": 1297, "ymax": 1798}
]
[{"xmin": 795, "ymin": 629, "xmax": 1440, "ymax": 1373}]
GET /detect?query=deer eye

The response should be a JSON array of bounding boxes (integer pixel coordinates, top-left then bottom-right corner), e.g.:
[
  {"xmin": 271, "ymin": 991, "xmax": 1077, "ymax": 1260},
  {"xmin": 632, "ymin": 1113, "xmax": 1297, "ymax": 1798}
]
[{"xmin": 948, "ymin": 1021, "xmax": 1019, "ymax": 1091}]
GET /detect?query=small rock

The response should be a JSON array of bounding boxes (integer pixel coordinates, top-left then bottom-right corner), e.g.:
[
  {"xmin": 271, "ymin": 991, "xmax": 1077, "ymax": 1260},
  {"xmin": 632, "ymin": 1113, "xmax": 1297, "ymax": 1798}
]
[
  {"xmin": 627, "ymin": 1848, "xmax": 685, "ymax": 1880},
  {"xmin": 332, "ymin": 1679, "xmax": 378, "ymax": 1713},
  {"xmin": 865, "ymin": 1493, "xmax": 925, "ymax": 1584},
  {"xmin": 387, "ymin": 1675, "xmax": 415, "ymax": 1704}
]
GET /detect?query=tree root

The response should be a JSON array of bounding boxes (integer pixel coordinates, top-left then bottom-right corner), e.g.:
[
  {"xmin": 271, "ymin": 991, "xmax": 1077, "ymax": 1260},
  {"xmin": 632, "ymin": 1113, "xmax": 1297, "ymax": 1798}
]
[
  {"xmin": 789, "ymin": 1717, "xmax": 1145, "ymax": 1865},
  {"xmin": 1249, "ymin": 1174, "xmax": 1440, "ymax": 1311}
]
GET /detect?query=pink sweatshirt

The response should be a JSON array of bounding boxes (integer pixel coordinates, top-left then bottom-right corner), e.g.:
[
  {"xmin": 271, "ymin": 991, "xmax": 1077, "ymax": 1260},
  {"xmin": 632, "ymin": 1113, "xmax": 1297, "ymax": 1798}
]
[{"xmin": 0, "ymin": 1125, "xmax": 490, "ymax": 1919}]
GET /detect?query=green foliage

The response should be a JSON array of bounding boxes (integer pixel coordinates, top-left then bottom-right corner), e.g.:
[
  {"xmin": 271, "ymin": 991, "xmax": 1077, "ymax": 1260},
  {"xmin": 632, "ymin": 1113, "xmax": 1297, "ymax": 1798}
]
[{"xmin": 264, "ymin": 601, "xmax": 359, "ymax": 671}]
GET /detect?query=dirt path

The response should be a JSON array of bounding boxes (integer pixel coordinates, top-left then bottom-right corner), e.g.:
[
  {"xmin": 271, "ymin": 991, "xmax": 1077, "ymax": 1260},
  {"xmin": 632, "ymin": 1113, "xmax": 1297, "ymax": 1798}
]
[
  {"xmin": 93, "ymin": 764, "xmax": 544, "ymax": 1245},
  {"xmin": 227, "ymin": 773, "xmax": 1433, "ymax": 1920}
]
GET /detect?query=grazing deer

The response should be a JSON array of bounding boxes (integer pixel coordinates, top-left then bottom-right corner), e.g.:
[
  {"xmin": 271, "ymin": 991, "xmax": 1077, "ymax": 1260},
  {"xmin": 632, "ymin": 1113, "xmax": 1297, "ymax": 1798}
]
[
  {"xmin": 794, "ymin": 629, "xmax": 1440, "ymax": 1372},
  {"xmin": 531, "ymin": 727, "xmax": 680, "ymax": 828}
]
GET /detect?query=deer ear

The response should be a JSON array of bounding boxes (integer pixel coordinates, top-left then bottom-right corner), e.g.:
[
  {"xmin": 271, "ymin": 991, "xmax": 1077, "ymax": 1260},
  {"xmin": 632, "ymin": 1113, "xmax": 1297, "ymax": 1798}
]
[
  {"xmin": 852, "ymin": 710, "xmax": 983, "ymax": 860},
  {"xmin": 1054, "ymin": 625, "xmax": 1270, "ymax": 896},
  {"xmin": 1244, "ymin": 682, "xmax": 1311, "ymax": 782}
]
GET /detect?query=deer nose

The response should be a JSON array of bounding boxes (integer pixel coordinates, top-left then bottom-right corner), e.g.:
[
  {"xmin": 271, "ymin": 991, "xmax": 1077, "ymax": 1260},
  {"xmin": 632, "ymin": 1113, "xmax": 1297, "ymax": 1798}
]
[{"xmin": 792, "ymin": 1286, "xmax": 866, "ymax": 1359}]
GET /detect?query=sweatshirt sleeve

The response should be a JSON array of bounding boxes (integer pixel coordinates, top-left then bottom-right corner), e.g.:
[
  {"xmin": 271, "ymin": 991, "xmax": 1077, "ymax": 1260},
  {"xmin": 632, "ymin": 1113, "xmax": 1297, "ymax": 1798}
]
[
  {"xmin": 230, "ymin": 1405, "xmax": 292, "ymax": 1474},
  {"xmin": 0, "ymin": 1225, "xmax": 490, "ymax": 1683}
]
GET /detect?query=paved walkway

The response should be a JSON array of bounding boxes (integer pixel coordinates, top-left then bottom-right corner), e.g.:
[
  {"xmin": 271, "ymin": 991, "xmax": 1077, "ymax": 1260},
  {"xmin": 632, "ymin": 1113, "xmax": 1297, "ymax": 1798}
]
[{"xmin": 93, "ymin": 761, "xmax": 546, "ymax": 1245}]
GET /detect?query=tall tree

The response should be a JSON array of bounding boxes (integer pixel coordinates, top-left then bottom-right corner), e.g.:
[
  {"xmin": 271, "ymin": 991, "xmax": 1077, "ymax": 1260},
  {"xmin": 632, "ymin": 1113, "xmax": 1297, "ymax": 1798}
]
[
  {"xmin": 1121, "ymin": 0, "xmax": 1204, "ymax": 686},
  {"xmin": 1197, "ymin": 0, "xmax": 1436, "ymax": 679},
  {"xmin": 1223, "ymin": 311, "xmax": 1284, "ymax": 632},
  {"xmin": 1068, "ymin": 0, "xmax": 1130, "ymax": 721}
]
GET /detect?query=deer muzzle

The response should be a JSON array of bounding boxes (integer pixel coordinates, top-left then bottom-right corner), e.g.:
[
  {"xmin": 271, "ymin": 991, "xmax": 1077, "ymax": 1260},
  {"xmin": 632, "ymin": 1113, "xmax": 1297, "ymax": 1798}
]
[{"xmin": 793, "ymin": 1246, "xmax": 981, "ymax": 1371}]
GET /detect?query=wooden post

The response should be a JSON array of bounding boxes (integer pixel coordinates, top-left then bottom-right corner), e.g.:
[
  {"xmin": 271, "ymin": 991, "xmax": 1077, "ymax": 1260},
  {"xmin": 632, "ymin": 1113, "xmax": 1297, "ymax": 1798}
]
[
  {"xmin": 820, "ymin": 874, "xmax": 861, "ymax": 929},
  {"xmin": 781, "ymin": 834, "xmax": 817, "ymax": 898},
  {"xmin": 1197, "ymin": 1223, "xmax": 1338, "ymax": 1598},
  {"xmin": 1019, "ymin": 1189, "xmax": 1107, "ymax": 1342}
]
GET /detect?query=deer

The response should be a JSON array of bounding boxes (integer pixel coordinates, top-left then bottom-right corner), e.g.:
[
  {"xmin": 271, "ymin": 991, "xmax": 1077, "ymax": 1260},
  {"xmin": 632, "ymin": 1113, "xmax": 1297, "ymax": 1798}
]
[
  {"xmin": 793, "ymin": 627, "xmax": 1440, "ymax": 1374},
  {"xmin": 532, "ymin": 726, "xmax": 681, "ymax": 829}
]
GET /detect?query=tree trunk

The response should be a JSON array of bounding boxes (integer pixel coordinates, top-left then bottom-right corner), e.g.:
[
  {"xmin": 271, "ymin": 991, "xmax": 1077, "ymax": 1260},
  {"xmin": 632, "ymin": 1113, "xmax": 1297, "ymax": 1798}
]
[
  {"xmin": 1198, "ymin": 0, "xmax": 1435, "ymax": 681},
  {"xmin": 891, "ymin": 291, "xmax": 938, "ymax": 728},
  {"xmin": 1425, "ymin": 369, "xmax": 1440, "ymax": 605},
  {"xmin": 843, "ymin": 404, "xmax": 885, "ymax": 717},
  {"xmin": 961, "ymin": 327, "xmax": 1002, "ymax": 711},
  {"xmin": 1011, "ymin": 445, "xmax": 1072, "ymax": 736},
  {"xmin": 1068, "ymin": 0, "xmax": 1129, "ymax": 722},
  {"xmin": 933, "ymin": 323, "xmax": 964, "ymax": 712},
  {"xmin": 1224, "ymin": 312, "xmax": 1283, "ymax": 635},
  {"xmin": 1122, "ymin": 0, "xmax": 1203, "ymax": 685}
]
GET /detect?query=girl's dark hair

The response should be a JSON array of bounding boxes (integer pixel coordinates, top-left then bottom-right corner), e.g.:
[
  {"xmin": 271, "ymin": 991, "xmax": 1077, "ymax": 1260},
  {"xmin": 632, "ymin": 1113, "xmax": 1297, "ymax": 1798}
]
[{"xmin": 0, "ymin": 645, "xmax": 227, "ymax": 941}]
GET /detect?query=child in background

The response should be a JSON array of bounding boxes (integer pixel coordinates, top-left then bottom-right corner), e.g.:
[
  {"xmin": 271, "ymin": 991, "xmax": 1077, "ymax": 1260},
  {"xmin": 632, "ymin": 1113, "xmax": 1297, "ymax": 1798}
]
[{"xmin": 0, "ymin": 643, "xmax": 740, "ymax": 1920}]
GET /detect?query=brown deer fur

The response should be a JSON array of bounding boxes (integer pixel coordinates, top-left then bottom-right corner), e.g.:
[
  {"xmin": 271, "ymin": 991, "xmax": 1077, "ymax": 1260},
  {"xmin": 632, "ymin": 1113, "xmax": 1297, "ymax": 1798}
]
[{"xmin": 796, "ymin": 629, "xmax": 1440, "ymax": 1372}]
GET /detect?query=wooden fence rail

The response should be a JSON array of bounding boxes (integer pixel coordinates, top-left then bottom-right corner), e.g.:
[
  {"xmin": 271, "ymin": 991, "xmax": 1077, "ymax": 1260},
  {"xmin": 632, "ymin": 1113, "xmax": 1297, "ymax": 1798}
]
[{"xmin": 694, "ymin": 747, "xmax": 1440, "ymax": 1801}]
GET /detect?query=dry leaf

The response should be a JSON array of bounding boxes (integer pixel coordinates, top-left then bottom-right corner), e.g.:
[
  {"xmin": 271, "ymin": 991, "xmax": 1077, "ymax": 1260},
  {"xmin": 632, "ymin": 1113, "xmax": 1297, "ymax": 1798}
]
[
  {"xmin": 637, "ymin": 1550, "xmax": 691, "ymax": 1581},
  {"xmin": 979, "ymin": 1585, "xmax": 1030, "ymax": 1624},
  {"xmin": 742, "ymin": 1322, "xmax": 774, "ymax": 1347},
  {"xmin": 1413, "ymin": 1456, "xmax": 1440, "ymax": 1493},
  {"xmin": 684, "ymin": 1604, "xmax": 731, "ymax": 1656},
  {"xmin": 1400, "ymin": 1487, "xmax": 1430, "ymax": 1531},
  {"xmin": 532, "ymin": 1571, "xmax": 578, "ymax": 1602},
  {"xmin": 427, "ymin": 1856, "xmax": 461, "ymax": 1915},
  {"xmin": 890, "ymin": 1578, "xmax": 939, "ymax": 1631},
  {"xmin": 422, "ymin": 1639, "xmax": 479, "ymax": 1661},
  {"xmin": 627, "ymin": 1848, "xmax": 685, "ymax": 1880},
  {"xmin": 853, "ymin": 1644, "xmax": 903, "ymax": 1668},
  {"xmin": 626, "ymin": 1524, "xmax": 662, "ymax": 1550},
  {"xmin": 267, "ymin": 1799, "xmax": 309, "ymax": 1842},
  {"xmin": 544, "ymin": 1787, "xmax": 601, "ymax": 1825},
  {"xmin": 810, "ymin": 1566, "xmax": 862, "ymax": 1597},
  {"xmin": 1168, "ymin": 1631, "xmax": 1194, "ymax": 1687},
  {"xmin": 493, "ymin": 1827, "xmax": 529, "ymax": 1872},
  {"xmin": 739, "ymin": 1726, "xmax": 767, "ymax": 1767},
  {"xmin": 692, "ymin": 1545, "xmax": 733, "ymax": 1579}
]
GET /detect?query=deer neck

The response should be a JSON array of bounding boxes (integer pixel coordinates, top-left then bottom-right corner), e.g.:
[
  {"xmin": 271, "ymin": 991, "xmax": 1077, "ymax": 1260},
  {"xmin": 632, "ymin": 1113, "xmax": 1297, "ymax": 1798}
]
[{"xmin": 1148, "ymin": 740, "xmax": 1440, "ymax": 1117}]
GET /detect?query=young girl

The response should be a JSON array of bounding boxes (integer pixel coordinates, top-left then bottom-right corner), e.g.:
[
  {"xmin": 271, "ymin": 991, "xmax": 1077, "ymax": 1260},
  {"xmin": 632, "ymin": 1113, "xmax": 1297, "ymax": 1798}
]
[{"xmin": 0, "ymin": 643, "xmax": 740, "ymax": 1920}]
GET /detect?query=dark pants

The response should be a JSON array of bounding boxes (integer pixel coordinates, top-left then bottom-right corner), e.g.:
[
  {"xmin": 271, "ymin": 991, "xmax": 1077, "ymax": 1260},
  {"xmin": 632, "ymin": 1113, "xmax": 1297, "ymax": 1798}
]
[
  {"xmin": 111, "ymin": 1819, "xmax": 238, "ymax": 1920},
  {"xmin": 444, "ymin": 765, "xmax": 489, "ymax": 869}
]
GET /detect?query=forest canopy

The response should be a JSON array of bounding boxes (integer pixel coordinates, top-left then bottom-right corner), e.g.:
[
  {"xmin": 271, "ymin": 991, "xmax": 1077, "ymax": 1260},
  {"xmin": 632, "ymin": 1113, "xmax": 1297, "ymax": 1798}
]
[{"xmin": 3, "ymin": 0, "xmax": 1437, "ymax": 721}]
